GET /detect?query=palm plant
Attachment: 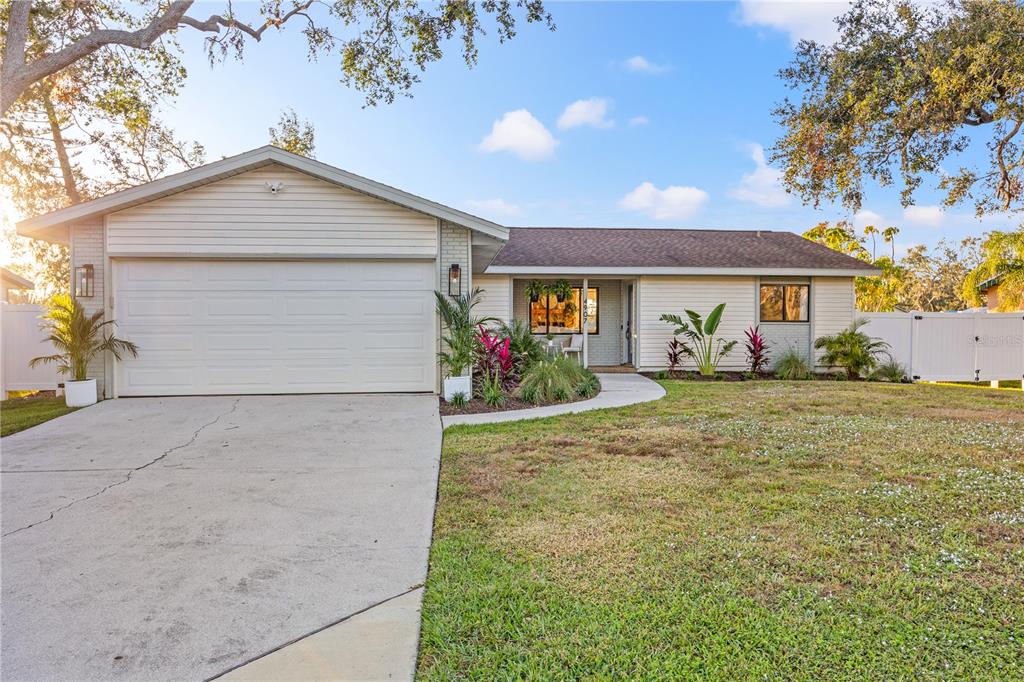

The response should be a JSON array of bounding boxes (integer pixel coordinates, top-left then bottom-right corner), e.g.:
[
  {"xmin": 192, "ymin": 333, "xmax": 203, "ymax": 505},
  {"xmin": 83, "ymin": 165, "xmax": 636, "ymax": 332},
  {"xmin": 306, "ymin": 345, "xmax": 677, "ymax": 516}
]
[
  {"xmin": 962, "ymin": 229, "xmax": 1024, "ymax": 311},
  {"xmin": 813, "ymin": 318, "xmax": 890, "ymax": 379},
  {"xmin": 659, "ymin": 303, "xmax": 737, "ymax": 376},
  {"xmin": 435, "ymin": 288, "xmax": 490, "ymax": 377},
  {"xmin": 30, "ymin": 294, "xmax": 139, "ymax": 381},
  {"xmin": 497, "ymin": 319, "xmax": 545, "ymax": 368}
]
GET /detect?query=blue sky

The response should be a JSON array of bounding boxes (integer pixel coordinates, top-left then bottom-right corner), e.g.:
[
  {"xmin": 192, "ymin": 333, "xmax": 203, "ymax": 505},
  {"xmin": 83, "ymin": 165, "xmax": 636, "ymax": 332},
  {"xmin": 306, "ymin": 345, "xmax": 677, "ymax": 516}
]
[{"xmin": 160, "ymin": 0, "xmax": 1009, "ymax": 254}]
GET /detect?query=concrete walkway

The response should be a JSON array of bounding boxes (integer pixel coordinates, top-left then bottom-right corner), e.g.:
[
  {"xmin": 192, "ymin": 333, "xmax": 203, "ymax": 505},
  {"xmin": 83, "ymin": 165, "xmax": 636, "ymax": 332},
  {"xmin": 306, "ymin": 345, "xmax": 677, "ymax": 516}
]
[{"xmin": 441, "ymin": 373, "xmax": 666, "ymax": 428}]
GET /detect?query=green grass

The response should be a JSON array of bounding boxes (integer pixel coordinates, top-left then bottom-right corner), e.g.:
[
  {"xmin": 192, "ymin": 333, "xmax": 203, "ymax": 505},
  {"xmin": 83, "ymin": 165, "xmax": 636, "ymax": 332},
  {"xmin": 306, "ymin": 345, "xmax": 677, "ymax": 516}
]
[
  {"xmin": 419, "ymin": 381, "xmax": 1024, "ymax": 680},
  {"xmin": 1, "ymin": 395, "xmax": 77, "ymax": 437}
]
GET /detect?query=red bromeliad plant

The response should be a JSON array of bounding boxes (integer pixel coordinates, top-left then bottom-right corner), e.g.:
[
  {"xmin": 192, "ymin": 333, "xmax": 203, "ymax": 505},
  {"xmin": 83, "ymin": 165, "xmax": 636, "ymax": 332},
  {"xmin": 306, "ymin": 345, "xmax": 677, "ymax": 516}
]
[
  {"xmin": 744, "ymin": 325, "xmax": 769, "ymax": 373},
  {"xmin": 476, "ymin": 325, "xmax": 517, "ymax": 391}
]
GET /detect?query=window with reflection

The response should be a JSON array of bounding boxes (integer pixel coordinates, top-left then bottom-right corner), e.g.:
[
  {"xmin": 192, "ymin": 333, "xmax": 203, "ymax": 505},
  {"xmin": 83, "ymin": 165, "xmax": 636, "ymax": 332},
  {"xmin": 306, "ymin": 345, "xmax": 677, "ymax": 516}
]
[
  {"xmin": 529, "ymin": 287, "xmax": 598, "ymax": 334},
  {"xmin": 760, "ymin": 284, "xmax": 808, "ymax": 322}
]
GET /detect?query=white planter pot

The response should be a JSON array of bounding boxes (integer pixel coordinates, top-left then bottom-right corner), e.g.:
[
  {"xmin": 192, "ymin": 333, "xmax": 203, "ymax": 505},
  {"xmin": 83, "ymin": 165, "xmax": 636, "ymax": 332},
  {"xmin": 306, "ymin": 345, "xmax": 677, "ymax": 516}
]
[
  {"xmin": 65, "ymin": 379, "xmax": 97, "ymax": 407},
  {"xmin": 443, "ymin": 374, "xmax": 472, "ymax": 403}
]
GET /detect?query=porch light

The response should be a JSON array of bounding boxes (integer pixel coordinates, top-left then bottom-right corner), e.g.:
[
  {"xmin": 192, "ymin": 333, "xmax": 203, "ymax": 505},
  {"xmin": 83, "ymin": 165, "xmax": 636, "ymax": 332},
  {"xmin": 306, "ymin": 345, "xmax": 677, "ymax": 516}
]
[
  {"xmin": 448, "ymin": 263, "xmax": 461, "ymax": 296},
  {"xmin": 75, "ymin": 264, "xmax": 94, "ymax": 298}
]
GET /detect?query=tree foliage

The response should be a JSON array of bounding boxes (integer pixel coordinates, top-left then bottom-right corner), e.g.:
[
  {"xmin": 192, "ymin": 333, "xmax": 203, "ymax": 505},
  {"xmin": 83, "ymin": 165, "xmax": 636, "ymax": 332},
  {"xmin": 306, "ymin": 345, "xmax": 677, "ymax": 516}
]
[
  {"xmin": 803, "ymin": 221, "xmax": 982, "ymax": 312},
  {"xmin": 962, "ymin": 228, "xmax": 1024, "ymax": 310},
  {"xmin": 30, "ymin": 293, "xmax": 139, "ymax": 381},
  {"xmin": 269, "ymin": 108, "xmax": 315, "ymax": 158},
  {"xmin": 2, "ymin": 0, "xmax": 554, "ymax": 116},
  {"xmin": 773, "ymin": 0, "xmax": 1024, "ymax": 217}
]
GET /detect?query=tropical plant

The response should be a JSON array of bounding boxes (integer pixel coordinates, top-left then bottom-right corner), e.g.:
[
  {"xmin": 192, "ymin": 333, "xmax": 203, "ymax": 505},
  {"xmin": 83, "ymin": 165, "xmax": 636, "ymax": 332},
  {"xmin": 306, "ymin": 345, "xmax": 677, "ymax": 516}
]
[
  {"xmin": 659, "ymin": 304, "xmax": 737, "ymax": 376},
  {"xmin": 30, "ymin": 294, "xmax": 139, "ymax": 381},
  {"xmin": 498, "ymin": 320, "xmax": 545, "ymax": 368},
  {"xmin": 476, "ymin": 325, "xmax": 517, "ymax": 392},
  {"xmin": 871, "ymin": 360, "xmax": 908, "ymax": 383},
  {"xmin": 449, "ymin": 392, "xmax": 468, "ymax": 408},
  {"xmin": 517, "ymin": 357, "xmax": 583, "ymax": 404},
  {"xmin": 524, "ymin": 280, "xmax": 546, "ymax": 303},
  {"xmin": 962, "ymin": 229, "xmax": 1024, "ymax": 312},
  {"xmin": 744, "ymin": 326, "xmax": 770, "ymax": 374},
  {"xmin": 773, "ymin": 348, "xmax": 812, "ymax": 380},
  {"xmin": 481, "ymin": 373, "xmax": 506, "ymax": 407},
  {"xmin": 814, "ymin": 319, "xmax": 891, "ymax": 379},
  {"xmin": 666, "ymin": 338, "xmax": 687, "ymax": 373},
  {"xmin": 435, "ymin": 288, "xmax": 489, "ymax": 377}
]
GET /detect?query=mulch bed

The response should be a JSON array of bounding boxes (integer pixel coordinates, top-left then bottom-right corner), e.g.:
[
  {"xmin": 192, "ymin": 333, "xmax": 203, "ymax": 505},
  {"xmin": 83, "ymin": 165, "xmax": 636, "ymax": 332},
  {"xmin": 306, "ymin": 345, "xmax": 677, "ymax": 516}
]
[{"xmin": 438, "ymin": 388, "xmax": 598, "ymax": 416}]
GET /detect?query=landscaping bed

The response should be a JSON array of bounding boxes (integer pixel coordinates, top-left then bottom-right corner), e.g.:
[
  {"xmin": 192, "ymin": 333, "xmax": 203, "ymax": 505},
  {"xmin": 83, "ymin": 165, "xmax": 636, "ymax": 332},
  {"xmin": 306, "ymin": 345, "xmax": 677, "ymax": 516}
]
[
  {"xmin": 419, "ymin": 381, "xmax": 1024, "ymax": 678},
  {"xmin": 438, "ymin": 383, "xmax": 599, "ymax": 416}
]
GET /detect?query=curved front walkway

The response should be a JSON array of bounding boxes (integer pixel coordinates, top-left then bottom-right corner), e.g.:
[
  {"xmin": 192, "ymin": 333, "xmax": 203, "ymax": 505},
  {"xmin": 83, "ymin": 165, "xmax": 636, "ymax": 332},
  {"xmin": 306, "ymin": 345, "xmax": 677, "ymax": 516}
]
[{"xmin": 441, "ymin": 373, "xmax": 666, "ymax": 428}]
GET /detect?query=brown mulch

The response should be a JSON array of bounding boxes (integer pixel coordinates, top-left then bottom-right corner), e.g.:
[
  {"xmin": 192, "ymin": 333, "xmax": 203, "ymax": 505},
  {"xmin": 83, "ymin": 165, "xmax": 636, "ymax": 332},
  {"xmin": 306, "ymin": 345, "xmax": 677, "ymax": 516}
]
[{"xmin": 438, "ymin": 389, "xmax": 597, "ymax": 416}]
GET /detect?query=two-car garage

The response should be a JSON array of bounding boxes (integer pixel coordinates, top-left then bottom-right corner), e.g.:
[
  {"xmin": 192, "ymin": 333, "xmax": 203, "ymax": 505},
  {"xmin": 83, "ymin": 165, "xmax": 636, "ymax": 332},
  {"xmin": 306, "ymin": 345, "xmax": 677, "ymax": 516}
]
[{"xmin": 113, "ymin": 259, "xmax": 437, "ymax": 396}]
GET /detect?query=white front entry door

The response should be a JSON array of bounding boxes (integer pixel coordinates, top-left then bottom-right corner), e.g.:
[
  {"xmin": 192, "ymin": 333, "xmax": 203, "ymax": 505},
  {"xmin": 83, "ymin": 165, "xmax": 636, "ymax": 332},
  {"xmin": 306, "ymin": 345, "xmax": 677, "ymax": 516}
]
[{"xmin": 113, "ymin": 259, "xmax": 436, "ymax": 395}]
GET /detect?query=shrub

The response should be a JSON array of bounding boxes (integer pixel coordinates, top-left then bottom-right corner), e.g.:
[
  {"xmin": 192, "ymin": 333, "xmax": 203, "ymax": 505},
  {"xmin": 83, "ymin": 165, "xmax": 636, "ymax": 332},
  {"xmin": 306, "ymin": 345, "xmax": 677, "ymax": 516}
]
[
  {"xmin": 872, "ymin": 359, "xmax": 908, "ymax": 383},
  {"xmin": 449, "ymin": 392, "xmax": 468, "ymax": 407},
  {"xmin": 575, "ymin": 370, "xmax": 601, "ymax": 398},
  {"xmin": 476, "ymin": 325, "xmax": 517, "ymax": 391},
  {"xmin": 654, "ymin": 370, "xmax": 671, "ymax": 380},
  {"xmin": 813, "ymin": 318, "xmax": 891, "ymax": 379},
  {"xmin": 744, "ymin": 325, "xmax": 770, "ymax": 373},
  {"xmin": 666, "ymin": 338, "xmax": 687, "ymax": 372},
  {"xmin": 481, "ymin": 374, "xmax": 506, "ymax": 407},
  {"xmin": 774, "ymin": 348, "xmax": 811, "ymax": 380},
  {"xmin": 660, "ymin": 303, "xmax": 737, "ymax": 376},
  {"xmin": 517, "ymin": 357, "xmax": 581, "ymax": 404},
  {"xmin": 497, "ymin": 319, "xmax": 545, "ymax": 368}
]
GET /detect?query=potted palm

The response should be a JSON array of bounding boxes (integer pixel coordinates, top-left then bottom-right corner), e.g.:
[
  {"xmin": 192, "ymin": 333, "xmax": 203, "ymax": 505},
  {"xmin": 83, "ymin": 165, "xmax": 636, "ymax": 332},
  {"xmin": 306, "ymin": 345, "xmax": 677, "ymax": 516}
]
[
  {"xmin": 30, "ymin": 294, "xmax": 139, "ymax": 407},
  {"xmin": 435, "ymin": 288, "xmax": 489, "ymax": 402}
]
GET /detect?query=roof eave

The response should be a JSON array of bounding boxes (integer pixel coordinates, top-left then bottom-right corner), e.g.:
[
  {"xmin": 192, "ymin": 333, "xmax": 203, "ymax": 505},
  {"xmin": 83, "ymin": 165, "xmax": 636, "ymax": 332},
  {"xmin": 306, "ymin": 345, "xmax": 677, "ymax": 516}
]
[
  {"xmin": 16, "ymin": 146, "xmax": 508, "ymax": 242},
  {"xmin": 484, "ymin": 265, "xmax": 882, "ymax": 277}
]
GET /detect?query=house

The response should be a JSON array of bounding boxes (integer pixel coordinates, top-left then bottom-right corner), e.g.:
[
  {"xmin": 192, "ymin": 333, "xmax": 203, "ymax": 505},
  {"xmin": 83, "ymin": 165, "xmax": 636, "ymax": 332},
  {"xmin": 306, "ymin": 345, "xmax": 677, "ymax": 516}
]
[
  {"xmin": 17, "ymin": 146, "xmax": 877, "ymax": 398},
  {"xmin": 976, "ymin": 274, "xmax": 1021, "ymax": 312},
  {"xmin": 2, "ymin": 267, "xmax": 35, "ymax": 303}
]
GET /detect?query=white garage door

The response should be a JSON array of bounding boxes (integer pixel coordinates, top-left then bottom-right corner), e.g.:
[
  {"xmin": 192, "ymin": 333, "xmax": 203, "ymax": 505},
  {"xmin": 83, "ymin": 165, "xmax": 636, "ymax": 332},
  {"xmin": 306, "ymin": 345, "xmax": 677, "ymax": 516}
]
[{"xmin": 113, "ymin": 259, "xmax": 436, "ymax": 396}]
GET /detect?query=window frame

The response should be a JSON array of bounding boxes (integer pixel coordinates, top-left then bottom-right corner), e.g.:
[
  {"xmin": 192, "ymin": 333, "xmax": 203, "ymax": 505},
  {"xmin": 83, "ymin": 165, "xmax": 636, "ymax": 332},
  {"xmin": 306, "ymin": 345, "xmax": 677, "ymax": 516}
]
[
  {"xmin": 759, "ymin": 283, "xmax": 810, "ymax": 323},
  {"xmin": 529, "ymin": 286, "xmax": 599, "ymax": 335}
]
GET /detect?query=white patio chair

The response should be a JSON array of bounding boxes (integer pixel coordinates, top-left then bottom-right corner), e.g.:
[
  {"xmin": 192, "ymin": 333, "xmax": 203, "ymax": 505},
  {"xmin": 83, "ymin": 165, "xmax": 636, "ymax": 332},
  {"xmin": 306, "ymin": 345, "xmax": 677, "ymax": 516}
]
[{"xmin": 562, "ymin": 334, "xmax": 583, "ymax": 363}]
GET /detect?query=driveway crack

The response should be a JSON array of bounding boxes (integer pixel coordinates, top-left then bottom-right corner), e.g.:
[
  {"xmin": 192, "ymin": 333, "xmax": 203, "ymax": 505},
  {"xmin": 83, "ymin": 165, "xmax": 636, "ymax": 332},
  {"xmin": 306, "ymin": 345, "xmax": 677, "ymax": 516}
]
[{"xmin": 2, "ymin": 398, "xmax": 241, "ymax": 538}]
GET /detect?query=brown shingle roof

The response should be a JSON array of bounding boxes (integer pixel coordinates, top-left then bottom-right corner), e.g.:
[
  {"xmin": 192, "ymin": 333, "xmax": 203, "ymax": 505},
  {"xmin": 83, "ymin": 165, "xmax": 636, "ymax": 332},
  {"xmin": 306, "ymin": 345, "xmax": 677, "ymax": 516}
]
[{"xmin": 489, "ymin": 227, "xmax": 878, "ymax": 272}]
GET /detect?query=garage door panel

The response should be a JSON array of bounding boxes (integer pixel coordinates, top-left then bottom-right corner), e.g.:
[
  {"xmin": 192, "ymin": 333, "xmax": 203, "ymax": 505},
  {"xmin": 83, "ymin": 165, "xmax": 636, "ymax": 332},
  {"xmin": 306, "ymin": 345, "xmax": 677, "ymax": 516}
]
[{"xmin": 114, "ymin": 259, "xmax": 436, "ymax": 395}]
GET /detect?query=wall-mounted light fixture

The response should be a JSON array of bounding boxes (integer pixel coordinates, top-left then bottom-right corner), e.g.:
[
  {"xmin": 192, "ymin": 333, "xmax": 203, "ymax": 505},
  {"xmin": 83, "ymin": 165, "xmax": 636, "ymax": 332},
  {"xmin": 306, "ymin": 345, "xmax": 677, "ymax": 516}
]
[
  {"xmin": 75, "ymin": 264, "xmax": 94, "ymax": 298},
  {"xmin": 448, "ymin": 263, "xmax": 461, "ymax": 297}
]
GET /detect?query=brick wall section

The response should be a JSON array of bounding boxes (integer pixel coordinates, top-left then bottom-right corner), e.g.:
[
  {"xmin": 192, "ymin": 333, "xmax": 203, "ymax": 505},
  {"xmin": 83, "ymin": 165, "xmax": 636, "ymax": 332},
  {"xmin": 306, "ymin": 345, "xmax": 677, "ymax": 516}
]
[
  {"xmin": 70, "ymin": 220, "xmax": 107, "ymax": 396},
  {"xmin": 439, "ymin": 221, "xmax": 470, "ymax": 296}
]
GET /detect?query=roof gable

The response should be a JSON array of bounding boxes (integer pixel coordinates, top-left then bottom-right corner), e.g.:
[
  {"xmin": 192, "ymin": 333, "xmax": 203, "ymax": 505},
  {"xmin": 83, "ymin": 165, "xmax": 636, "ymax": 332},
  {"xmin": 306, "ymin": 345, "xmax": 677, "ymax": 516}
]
[{"xmin": 17, "ymin": 146, "xmax": 508, "ymax": 243}]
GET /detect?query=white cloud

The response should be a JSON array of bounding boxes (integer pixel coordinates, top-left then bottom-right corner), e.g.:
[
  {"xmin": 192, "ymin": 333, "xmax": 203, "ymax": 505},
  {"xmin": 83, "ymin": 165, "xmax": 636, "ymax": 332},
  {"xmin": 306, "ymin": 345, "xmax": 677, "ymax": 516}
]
[
  {"xmin": 903, "ymin": 205, "xmax": 945, "ymax": 226},
  {"xmin": 728, "ymin": 143, "xmax": 790, "ymax": 208},
  {"xmin": 618, "ymin": 182, "xmax": 709, "ymax": 221},
  {"xmin": 628, "ymin": 115, "xmax": 650, "ymax": 127},
  {"xmin": 853, "ymin": 209, "xmax": 884, "ymax": 228},
  {"xmin": 478, "ymin": 109, "xmax": 558, "ymax": 161},
  {"xmin": 557, "ymin": 98, "xmax": 614, "ymax": 130},
  {"xmin": 464, "ymin": 198, "xmax": 522, "ymax": 218},
  {"xmin": 622, "ymin": 55, "xmax": 671, "ymax": 74},
  {"xmin": 735, "ymin": 0, "xmax": 849, "ymax": 45}
]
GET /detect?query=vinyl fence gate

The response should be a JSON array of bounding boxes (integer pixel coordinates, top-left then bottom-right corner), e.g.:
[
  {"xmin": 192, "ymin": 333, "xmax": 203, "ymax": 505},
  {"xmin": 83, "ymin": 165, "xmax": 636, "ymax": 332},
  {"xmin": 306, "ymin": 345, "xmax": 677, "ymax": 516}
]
[{"xmin": 861, "ymin": 312, "xmax": 1024, "ymax": 385}]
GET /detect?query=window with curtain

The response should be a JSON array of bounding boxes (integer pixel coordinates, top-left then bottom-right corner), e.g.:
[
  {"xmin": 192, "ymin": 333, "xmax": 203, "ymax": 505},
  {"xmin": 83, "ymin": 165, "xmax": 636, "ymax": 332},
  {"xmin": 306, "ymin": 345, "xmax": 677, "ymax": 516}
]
[
  {"xmin": 529, "ymin": 288, "xmax": 598, "ymax": 334},
  {"xmin": 760, "ymin": 284, "xmax": 809, "ymax": 322}
]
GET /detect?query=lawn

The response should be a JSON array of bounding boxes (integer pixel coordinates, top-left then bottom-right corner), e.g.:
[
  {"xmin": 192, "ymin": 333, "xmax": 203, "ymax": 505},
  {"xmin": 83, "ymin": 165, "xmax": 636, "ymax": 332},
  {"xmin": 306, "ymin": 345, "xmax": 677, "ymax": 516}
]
[
  {"xmin": 1, "ymin": 395, "xmax": 76, "ymax": 437},
  {"xmin": 418, "ymin": 381, "xmax": 1024, "ymax": 680}
]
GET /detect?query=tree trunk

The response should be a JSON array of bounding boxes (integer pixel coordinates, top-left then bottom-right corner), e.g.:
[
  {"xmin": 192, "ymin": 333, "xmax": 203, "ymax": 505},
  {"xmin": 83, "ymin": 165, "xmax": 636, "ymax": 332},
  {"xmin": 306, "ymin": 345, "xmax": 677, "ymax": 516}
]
[{"xmin": 42, "ymin": 87, "xmax": 82, "ymax": 205}]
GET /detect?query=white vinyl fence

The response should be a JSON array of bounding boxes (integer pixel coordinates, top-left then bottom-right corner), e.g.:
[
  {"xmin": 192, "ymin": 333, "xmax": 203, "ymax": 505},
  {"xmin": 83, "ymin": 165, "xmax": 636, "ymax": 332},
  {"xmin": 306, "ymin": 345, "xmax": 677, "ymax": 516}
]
[
  {"xmin": 1, "ymin": 303, "xmax": 60, "ymax": 395},
  {"xmin": 861, "ymin": 311, "xmax": 1024, "ymax": 383}
]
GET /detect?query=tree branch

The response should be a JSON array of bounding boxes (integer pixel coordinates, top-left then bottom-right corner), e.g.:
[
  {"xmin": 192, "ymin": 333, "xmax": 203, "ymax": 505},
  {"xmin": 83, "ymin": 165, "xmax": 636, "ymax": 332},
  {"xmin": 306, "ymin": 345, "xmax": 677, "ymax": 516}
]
[
  {"xmin": 178, "ymin": 1, "xmax": 316, "ymax": 41},
  {"xmin": 1, "ymin": 1, "xmax": 195, "ymax": 116}
]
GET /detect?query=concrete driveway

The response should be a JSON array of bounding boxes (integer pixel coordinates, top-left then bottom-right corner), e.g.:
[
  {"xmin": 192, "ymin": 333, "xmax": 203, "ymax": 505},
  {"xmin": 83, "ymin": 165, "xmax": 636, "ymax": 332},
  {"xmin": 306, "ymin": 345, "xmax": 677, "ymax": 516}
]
[{"xmin": 1, "ymin": 394, "xmax": 441, "ymax": 681}]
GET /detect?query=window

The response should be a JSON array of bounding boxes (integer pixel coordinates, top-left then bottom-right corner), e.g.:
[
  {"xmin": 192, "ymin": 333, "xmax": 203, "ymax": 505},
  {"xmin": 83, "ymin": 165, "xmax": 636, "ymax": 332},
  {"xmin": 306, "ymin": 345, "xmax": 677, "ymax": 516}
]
[
  {"xmin": 530, "ymin": 287, "xmax": 598, "ymax": 334},
  {"xmin": 760, "ymin": 284, "xmax": 808, "ymax": 322}
]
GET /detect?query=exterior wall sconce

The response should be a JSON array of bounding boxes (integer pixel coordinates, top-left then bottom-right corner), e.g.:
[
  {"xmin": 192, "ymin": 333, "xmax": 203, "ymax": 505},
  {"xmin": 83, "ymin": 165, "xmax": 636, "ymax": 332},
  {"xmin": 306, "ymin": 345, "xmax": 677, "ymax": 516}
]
[
  {"xmin": 75, "ymin": 264, "xmax": 95, "ymax": 298},
  {"xmin": 448, "ymin": 263, "xmax": 461, "ymax": 297}
]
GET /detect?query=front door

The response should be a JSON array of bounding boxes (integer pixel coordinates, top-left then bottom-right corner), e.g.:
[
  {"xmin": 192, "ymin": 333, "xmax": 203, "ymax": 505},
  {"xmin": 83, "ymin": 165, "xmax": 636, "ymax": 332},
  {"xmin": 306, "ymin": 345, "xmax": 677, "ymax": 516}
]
[{"xmin": 625, "ymin": 283, "xmax": 634, "ymax": 365}]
